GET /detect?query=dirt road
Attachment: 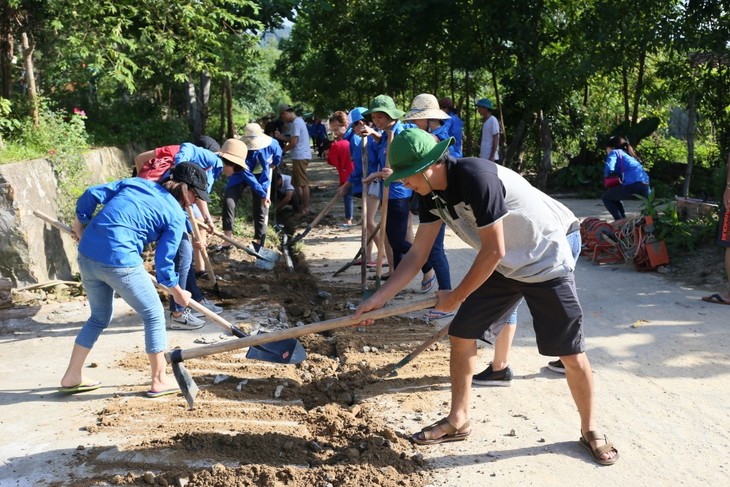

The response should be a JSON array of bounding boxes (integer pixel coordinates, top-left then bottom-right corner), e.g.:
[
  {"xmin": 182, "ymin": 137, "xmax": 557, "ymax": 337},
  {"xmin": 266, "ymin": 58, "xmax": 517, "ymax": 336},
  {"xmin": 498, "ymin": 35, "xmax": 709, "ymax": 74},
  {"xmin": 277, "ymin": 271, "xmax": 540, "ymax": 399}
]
[{"xmin": 1, "ymin": 159, "xmax": 728, "ymax": 486}]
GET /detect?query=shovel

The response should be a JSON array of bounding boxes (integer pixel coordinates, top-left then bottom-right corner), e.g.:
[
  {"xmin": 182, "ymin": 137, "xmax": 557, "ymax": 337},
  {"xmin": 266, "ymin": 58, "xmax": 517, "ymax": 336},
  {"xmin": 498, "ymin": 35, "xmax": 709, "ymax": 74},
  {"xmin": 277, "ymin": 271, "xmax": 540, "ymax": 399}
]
[
  {"xmin": 383, "ymin": 322, "xmax": 450, "ymax": 378},
  {"xmin": 206, "ymin": 227, "xmax": 273, "ymax": 262},
  {"xmin": 32, "ymin": 211, "xmax": 305, "ymax": 371},
  {"xmin": 288, "ymin": 191, "xmax": 340, "ymax": 245},
  {"xmin": 167, "ymin": 296, "xmax": 437, "ymax": 408}
]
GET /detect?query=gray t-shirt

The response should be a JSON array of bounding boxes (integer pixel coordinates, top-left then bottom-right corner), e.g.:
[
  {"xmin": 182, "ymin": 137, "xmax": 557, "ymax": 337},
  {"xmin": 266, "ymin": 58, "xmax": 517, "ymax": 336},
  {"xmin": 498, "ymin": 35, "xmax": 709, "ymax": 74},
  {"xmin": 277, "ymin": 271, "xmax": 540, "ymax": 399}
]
[
  {"xmin": 288, "ymin": 116, "xmax": 312, "ymax": 160},
  {"xmin": 419, "ymin": 157, "xmax": 576, "ymax": 282}
]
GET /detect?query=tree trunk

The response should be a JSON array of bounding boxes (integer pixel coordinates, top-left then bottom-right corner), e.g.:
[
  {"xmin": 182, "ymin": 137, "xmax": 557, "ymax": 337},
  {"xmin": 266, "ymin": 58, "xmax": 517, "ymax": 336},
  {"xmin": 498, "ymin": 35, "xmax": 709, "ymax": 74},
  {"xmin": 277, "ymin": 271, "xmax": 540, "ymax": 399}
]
[
  {"xmin": 0, "ymin": 9, "xmax": 13, "ymax": 99},
  {"xmin": 186, "ymin": 75, "xmax": 201, "ymax": 139},
  {"xmin": 225, "ymin": 77, "xmax": 234, "ymax": 139},
  {"xmin": 622, "ymin": 64, "xmax": 630, "ymax": 122},
  {"xmin": 536, "ymin": 110, "xmax": 552, "ymax": 191},
  {"xmin": 464, "ymin": 70, "xmax": 472, "ymax": 156},
  {"xmin": 200, "ymin": 71, "xmax": 211, "ymax": 136},
  {"xmin": 21, "ymin": 32, "xmax": 38, "ymax": 127},
  {"xmin": 683, "ymin": 92, "xmax": 696, "ymax": 198},
  {"xmin": 219, "ymin": 79, "xmax": 225, "ymax": 143},
  {"xmin": 505, "ymin": 115, "xmax": 531, "ymax": 172},
  {"xmin": 631, "ymin": 47, "xmax": 647, "ymax": 126}
]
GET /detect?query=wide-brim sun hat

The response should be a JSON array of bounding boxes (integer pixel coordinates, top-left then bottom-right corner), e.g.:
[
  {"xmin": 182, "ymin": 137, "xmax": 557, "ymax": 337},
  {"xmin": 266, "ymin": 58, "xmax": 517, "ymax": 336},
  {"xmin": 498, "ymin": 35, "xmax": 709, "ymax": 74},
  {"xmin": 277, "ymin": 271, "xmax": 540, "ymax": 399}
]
[
  {"xmin": 362, "ymin": 95, "xmax": 405, "ymax": 120},
  {"xmin": 475, "ymin": 98, "xmax": 494, "ymax": 110},
  {"xmin": 218, "ymin": 138, "xmax": 249, "ymax": 170},
  {"xmin": 403, "ymin": 94, "xmax": 450, "ymax": 121},
  {"xmin": 385, "ymin": 128, "xmax": 454, "ymax": 185},
  {"xmin": 241, "ymin": 122, "xmax": 273, "ymax": 151}
]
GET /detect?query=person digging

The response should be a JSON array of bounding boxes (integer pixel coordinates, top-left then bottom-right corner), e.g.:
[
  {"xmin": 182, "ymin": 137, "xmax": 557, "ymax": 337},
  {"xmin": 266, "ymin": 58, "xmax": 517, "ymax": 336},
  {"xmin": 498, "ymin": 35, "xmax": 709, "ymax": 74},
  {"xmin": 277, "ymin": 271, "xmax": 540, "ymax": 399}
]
[{"xmin": 354, "ymin": 128, "xmax": 619, "ymax": 466}]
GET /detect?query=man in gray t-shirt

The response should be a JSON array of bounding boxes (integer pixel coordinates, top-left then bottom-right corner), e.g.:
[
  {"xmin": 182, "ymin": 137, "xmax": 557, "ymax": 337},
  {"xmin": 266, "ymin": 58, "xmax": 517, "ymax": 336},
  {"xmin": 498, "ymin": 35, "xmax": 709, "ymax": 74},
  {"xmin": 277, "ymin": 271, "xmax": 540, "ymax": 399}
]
[
  {"xmin": 275, "ymin": 105, "xmax": 313, "ymax": 215},
  {"xmin": 355, "ymin": 128, "xmax": 619, "ymax": 466}
]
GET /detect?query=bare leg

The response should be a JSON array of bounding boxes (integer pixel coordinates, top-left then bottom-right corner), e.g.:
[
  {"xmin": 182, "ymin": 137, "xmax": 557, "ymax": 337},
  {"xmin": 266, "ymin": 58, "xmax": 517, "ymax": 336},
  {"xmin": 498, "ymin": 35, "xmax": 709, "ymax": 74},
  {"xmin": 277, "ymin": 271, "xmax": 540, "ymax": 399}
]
[
  {"xmin": 560, "ymin": 352, "xmax": 617, "ymax": 462},
  {"xmin": 61, "ymin": 343, "xmax": 94, "ymax": 387},
  {"xmin": 300, "ymin": 185, "xmax": 311, "ymax": 214},
  {"xmin": 492, "ymin": 323, "xmax": 516, "ymax": 371},
  {"xmin": 420, "ymin": 336, "xmax": 476, "ymax": 439},
  {"xmin": 149, "ymin": 352, "xmax": 175, "ymax": 392}
]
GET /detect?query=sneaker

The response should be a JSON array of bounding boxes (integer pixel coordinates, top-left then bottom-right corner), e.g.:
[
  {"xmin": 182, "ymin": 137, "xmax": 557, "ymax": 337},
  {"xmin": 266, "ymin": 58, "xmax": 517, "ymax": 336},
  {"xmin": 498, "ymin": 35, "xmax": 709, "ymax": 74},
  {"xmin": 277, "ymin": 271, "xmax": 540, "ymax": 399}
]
[
  {"xmin": 192, "ymin": 298, "xmax": 223, "ymax": 317},
  {"xmin": 547, "ymin": 359, "xmax": 566, "ymax": 374},
  {"xmin": 472, "ymin": 364, "xmax": 513, "ymax": 387},
  {"xmin": 168, "ymin": 309, "xmax": 206, "ymax": 330}
]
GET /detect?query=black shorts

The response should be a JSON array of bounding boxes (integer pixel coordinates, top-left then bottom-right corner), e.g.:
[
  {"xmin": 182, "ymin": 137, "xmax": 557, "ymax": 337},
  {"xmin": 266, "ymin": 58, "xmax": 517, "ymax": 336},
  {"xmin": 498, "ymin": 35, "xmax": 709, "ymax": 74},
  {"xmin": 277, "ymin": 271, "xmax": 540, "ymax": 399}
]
[
  {"xmin": 719, "ymin": 207, "xmax": 730, "ymax": 247},
  {"xmin": 448, "ymin": 271, "xmax": 585, "ymax": 357}
]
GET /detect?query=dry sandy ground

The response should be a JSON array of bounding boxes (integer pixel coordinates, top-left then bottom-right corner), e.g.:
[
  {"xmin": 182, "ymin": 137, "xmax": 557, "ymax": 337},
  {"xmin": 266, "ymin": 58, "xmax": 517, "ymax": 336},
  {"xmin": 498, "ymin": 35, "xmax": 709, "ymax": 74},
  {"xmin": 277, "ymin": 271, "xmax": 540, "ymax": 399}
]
[{"xmin": 1, "ymin": 161, "xmax": 729, "ymax": 486}]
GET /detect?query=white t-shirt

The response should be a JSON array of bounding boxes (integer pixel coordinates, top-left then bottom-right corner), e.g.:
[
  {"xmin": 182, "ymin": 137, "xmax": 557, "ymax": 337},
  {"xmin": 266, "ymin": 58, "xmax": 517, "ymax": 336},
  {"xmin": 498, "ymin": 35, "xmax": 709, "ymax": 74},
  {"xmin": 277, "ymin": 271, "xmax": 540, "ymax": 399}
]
[
  {"xmin": 288, "ymin": 116, "xmax": 312, "ymax": 160},
  {"xmin": 479, "ymin": 115, "xmax": 500, "ymax": 161}
]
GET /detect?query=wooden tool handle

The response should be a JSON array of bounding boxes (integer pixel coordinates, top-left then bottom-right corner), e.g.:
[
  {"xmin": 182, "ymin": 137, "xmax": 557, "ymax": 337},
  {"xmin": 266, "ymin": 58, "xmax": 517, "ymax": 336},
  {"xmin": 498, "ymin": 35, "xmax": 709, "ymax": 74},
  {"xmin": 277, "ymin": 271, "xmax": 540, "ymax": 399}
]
[
  {"xmin": 167, "ymin": 296, "xmax": 437, "ymax": 363},
  {"xmin": 186, "ymin": 207, "xmax": 216, "ymax": 285}
]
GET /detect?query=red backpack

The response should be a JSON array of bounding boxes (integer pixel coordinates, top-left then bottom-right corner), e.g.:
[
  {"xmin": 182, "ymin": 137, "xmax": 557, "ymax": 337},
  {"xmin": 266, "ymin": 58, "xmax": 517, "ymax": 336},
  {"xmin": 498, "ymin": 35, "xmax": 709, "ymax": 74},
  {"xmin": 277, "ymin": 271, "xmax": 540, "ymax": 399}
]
[{"xmin": 137, "ymin": 145, "xmax": 180, "ymax": 181}]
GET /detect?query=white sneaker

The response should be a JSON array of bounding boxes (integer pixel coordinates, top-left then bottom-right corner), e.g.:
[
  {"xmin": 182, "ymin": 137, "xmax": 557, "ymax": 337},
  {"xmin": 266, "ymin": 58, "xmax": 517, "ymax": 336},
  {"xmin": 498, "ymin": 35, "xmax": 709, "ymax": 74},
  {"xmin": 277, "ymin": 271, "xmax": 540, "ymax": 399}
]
[
  {"xmin": 168, "ymin": 309, "xmax": 206, "ymax": 330},
  {"xmin": 192, "ymin": 298, "xmax": 223, "ymax": 317}
]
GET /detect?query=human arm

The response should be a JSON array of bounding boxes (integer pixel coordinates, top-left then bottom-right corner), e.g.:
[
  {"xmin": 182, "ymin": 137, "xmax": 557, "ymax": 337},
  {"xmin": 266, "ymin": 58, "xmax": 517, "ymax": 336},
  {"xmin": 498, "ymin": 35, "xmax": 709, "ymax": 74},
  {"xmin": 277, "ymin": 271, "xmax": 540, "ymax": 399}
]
[
  {"xmin": 276, "ymin": 190, "xmax": 293, "ymax": 211},
  {"xmin": 134, "ymin": 150, "xmax": 156, "ymax": 173},
  {"xmin": 489, "ymin": 133, "xmax": 499, "ymax": 161}
]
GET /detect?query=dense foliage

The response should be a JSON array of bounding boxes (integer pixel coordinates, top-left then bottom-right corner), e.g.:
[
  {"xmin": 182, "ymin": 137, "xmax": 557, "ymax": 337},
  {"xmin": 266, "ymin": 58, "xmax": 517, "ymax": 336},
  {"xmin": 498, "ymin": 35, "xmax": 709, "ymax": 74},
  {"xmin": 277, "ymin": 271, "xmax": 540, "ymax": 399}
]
[{"xmin": 0, "ymin": 0, "xmax": 728, "ymax": 205}]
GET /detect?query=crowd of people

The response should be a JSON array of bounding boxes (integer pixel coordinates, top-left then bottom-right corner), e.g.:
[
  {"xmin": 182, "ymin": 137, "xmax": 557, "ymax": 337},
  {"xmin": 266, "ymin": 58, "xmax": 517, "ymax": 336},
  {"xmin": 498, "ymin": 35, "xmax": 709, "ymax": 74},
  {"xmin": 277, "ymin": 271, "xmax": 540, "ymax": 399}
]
[{"xmin": 61, "ymin": 90, "xmax": 730, "ymax": 468}]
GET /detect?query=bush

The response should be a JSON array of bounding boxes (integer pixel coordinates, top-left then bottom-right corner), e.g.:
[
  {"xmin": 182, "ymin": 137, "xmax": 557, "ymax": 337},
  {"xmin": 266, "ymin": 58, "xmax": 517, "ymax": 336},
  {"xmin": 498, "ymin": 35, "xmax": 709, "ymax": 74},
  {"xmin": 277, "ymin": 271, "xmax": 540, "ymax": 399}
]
[{"xmin": 85, "ymin": 99, "xmax": 189, "ymax": 148}]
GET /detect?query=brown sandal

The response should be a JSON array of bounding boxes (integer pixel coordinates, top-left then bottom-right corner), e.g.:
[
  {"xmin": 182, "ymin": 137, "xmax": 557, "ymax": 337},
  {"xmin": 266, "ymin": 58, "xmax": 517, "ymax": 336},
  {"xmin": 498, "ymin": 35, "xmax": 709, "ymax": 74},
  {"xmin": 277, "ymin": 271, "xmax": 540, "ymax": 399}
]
[
  {"xmin": 580, "ymin": 430, "xmax": 619, "ymax": 466},
  {"xmin": 411, "ymin": 418, "xmax": 471, "ymax": 445}
]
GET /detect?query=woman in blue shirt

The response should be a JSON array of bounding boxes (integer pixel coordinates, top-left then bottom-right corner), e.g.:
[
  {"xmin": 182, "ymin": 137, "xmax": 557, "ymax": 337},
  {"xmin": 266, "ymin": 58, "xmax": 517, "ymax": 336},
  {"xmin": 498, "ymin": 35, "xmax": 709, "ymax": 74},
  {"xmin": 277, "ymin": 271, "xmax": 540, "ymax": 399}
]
[
  {"xmin": 60, "ymin": 163, "xmax": 208, "ymax": 397},
  {"xmin": 602, "ymin": 136, "xmax": 651, "ymax": 220}
]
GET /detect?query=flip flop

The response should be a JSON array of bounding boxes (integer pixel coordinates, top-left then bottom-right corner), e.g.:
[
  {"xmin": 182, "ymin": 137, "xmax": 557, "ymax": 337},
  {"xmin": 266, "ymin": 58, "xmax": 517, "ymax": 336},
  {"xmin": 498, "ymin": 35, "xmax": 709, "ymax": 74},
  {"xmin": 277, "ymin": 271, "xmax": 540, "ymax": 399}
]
[
  {"xmin": 419, "ymin": 274, "xmax": 437, "ymax": 293},
  {"xmin": 701, "ymin": 294, "xmax": 730, "ymax": 305},
  {"xmin": 424, "ymin": 309, "xmax": 455, "ymax": 320},
  {"xmin": 146, "ymin": 387, "xmax": 181, "ymax": 398},
  {"xmin": 58, "ymin": 381, "xmax": 102, "ymax": 394}
]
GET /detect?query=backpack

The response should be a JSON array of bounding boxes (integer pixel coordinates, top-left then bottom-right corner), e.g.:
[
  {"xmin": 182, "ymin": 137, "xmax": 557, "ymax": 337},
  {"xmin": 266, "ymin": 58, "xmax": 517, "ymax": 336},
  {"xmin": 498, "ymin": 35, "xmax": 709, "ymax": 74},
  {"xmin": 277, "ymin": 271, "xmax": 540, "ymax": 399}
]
[{"xmin": 137, "ymin": 145, "xmax": 180, "ymax": 181}]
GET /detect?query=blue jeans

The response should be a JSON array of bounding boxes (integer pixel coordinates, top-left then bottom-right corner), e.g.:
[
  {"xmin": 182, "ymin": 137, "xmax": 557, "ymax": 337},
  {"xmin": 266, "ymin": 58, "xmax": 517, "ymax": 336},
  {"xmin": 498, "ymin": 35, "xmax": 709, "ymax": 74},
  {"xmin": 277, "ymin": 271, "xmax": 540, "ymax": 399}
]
[
  {"xmin": 170, "ymin": 233, "xmax": 204, "ymax": 313},
  {"xmin": 386, "ymin": 198, "xmax": 451, "ymax": 290},
  {"xmin": 602, "ymin": 182, "xmax": 650, "ymax": 220},
  {"xmin": 77, "ymin": 253, "xmax": 166, "ymax": 354},
  {"xmin": 343, "ymin": 185, "xmax": 354, "ymax": 221},
  {"xmin": 505, "ymin": 229, "xmax": 582, "ymax": 325}
]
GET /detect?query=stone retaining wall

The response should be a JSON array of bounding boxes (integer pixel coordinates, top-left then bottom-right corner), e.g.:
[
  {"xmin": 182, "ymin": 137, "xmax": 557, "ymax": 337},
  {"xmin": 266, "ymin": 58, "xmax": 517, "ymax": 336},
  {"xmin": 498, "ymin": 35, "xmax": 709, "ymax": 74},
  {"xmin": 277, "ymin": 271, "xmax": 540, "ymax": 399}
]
[{"xmin": 0, "ymin": 146, "xmax": 139, "ymax": 286}]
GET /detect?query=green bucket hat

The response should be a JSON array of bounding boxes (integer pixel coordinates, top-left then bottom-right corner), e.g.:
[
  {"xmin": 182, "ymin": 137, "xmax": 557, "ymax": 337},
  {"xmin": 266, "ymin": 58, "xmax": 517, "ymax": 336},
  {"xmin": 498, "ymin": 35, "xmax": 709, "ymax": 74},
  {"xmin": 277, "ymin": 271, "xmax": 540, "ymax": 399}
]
[
  {"xmin": 385, "ymin": 128, "xmax": 454, "ymax": 185},
  {"xmin": 363, "ymin": 95, "xmax": 405, "ymax": 120}
]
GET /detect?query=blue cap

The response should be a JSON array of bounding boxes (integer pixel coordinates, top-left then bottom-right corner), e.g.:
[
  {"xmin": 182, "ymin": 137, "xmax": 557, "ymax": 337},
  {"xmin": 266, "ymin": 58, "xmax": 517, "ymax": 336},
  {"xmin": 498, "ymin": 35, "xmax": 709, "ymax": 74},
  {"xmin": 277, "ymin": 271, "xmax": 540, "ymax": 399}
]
[
  {"xmin": 475, "ymin": 98, "xmax": 494, "ymax": 110},
  {"xmin": 347, "ymin": 107, "xmax": 368, "ymax": 129}
]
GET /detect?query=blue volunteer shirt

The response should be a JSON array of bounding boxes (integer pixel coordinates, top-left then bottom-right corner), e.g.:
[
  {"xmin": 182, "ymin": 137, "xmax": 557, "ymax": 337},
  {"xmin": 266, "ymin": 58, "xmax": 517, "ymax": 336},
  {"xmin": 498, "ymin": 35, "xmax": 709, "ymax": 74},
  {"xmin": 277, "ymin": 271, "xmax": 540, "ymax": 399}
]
[
  {"xmin": 76, "ymin": 178, "xmax": 186, "ymax": 288},
  {"xmin": 345, "ymin": 130, "xmax": 364, "ymax": 193},
  {"xmin": 173, "ymin": 142, "xmax": 224, "ymax": 192},
  {"xmin": 226, "ymin": 140, "xmax": 284, "ymax": 198},
  {"xmin": 367, "ymin": 120, "xmax": 413, "ymax": 200},
  {"xmin": 433, "ymin": 113, "xmax": 463, "ymax": 158},
  {"xmin": 604, "ymin": 149, "xmax": 650, "ymax": 186}
]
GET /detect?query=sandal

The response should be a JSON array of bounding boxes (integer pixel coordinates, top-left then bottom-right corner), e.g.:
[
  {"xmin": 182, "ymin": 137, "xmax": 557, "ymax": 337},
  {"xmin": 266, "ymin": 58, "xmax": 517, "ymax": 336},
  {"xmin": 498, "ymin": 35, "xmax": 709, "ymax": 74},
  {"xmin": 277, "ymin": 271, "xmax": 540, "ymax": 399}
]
[
  {"xmin": 579, "ymin": 430, "xmax": 619, "ymax": 466},
  {"xmin": 411, "ymin": 417, "xmax": 471, "ymax": 445},
  {"xmin": 419, "ymin": 274, "xmax": 436, "ymax": 294}
]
